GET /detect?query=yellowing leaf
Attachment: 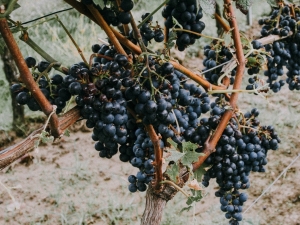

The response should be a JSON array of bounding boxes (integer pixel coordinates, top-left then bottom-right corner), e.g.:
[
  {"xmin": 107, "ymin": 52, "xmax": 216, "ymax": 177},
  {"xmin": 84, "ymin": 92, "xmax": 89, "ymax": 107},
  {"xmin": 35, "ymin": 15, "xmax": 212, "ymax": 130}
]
[{"xmin": 188, "ymin": 179, "xmax": 203, "ymax": 191}]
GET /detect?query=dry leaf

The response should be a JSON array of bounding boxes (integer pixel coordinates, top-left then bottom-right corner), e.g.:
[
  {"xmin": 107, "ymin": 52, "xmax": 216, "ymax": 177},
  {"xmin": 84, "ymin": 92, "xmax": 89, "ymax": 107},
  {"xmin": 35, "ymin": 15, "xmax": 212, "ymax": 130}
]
[{"xmin": 188, "ymin": 179, "xmax": 203, "ymax": 191}]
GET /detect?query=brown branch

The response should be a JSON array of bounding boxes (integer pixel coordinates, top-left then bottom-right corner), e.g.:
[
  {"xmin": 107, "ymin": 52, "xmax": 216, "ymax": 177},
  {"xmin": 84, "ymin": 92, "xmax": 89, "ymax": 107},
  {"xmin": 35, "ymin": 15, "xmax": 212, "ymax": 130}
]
[
  {"xmin": 0, "ymin": 18, "xmax": 61, "ymax": 138},
  {"xmin": 111, "ymin": 26, "xmax": 142, "ymax": 54},
  {"xmin": 86, "ymin": 4, "xmax": 128, "ymax": 57},
  {"xmin": 215, "ymin": 13, "xmax": 230, "ymax": 32},
  {"xmin": 193, "ymin": 0, "xmax": 245, "ymax": 171},
  {"xmin": 0, "ymin": 106, "xmax": 81, "ymax": 170},
  {"xmin": 145, "ymin": 124, "xmax": 163, "ymax": 190},
  {"xmin": 130, "ymin": 11, "xmax": 147, "ymax": 52},
  {"xmin": 170, "ymin": 60, "xmax": 225, "ymax": 91}
]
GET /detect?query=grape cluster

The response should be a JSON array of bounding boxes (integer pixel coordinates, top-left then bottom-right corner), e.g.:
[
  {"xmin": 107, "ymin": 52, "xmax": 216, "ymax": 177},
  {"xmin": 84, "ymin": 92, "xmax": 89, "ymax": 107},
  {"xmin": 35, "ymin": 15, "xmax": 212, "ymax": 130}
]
[
  {"xmin": 201, "ymin": 105, "xmax": 280, "ymax": 224},
  {"xmin": 133, "ymin": 13, "xmax": 164, "ymax": 46},
  {"xmin": 81, "ymin": 0, "xmax": 134, "ymax": 26},
  {"xmin": 259, "ymin": 5, "xmax": 296, "ymax": 37},
  {"xmin": 11, "ymin": 57, "xmax": 72, "ymax": 114},
  {"xmin": 256, "ymin": 4, "xmax": 300, "ymax": 92},
  {"xmin": 202, "ymin": 42, "xmax": 236, "ymax": 85},
  {"xmin": 127, "ymin": 127, "xmax": 159, "ymax": 192},
  {"xmin": 162, "ymin": 0, "xmax": 205, "ymax": 51}
]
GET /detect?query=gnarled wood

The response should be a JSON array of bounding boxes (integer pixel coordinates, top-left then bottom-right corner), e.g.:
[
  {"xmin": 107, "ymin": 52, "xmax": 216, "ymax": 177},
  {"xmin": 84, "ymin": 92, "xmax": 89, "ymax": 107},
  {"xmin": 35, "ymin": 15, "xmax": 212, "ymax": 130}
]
[{"xmin": 0, "ymin": 106, "xmax": 81, "ymax": 170}]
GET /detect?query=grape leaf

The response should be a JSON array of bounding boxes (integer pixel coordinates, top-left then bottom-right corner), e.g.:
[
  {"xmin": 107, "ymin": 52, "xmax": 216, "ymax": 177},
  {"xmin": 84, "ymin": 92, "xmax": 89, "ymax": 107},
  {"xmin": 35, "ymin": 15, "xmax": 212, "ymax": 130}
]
[
  {"xmin": 166, "ymin": 31, "xmax": 177, "ymax": 49},
  {"xmin": 165, "ymin": 163, "xmax": 180, "ymax": 182},
  {"xmin": 167, "ymin": 137, "xmax": 178, "ymax": 150},
  {"xmin": 198, "ymin": 0, "xmax": 216, "ymax": 18},
  {"xmin": 180, "ymin": 206, "xmax": 192, "ymax": 213},
  {"xmin": 181, "ymin": 151, "xmax": 204, "ymax": 167},
  {"xmin": 172, "ymin": 17, "xmax": 183, "ymax": 29},
  {"xmin": 93, "ymin": 0, "xmax": 105, "ymax": 9},
  {"xmin": 186, "ymin": 190, "xmax": 203, "ymax": 205},
  {"xmin": 0, "ymin": 37, "xmax": 5, "ymax": 55},
  {"xmin": 234, "ymin": 0, "xmax": 253, "ymax": 15},
  {"xmin": 193, "ymin": 163, "xmax": 208, "ymax": 182},
  {"xmin": 0, "ymin": 0, "xmax": 9, "ymax": 5},
  {"xmin": 64, "ymin": 129, "xmax": 70, "ymax": 137},
  {"xmin": 166, "ymin": 149, "xmax": 185, "ymax": 162},
  {"xmin": 182, "ymin": 141, "xmax": 198, "ymax": 152}
]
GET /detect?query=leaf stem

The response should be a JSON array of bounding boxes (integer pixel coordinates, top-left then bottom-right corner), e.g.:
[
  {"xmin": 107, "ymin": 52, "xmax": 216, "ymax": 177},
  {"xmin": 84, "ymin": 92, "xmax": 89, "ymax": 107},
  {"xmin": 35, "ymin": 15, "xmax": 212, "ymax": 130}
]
[
  {"xmin": 137, "ymin": 0, "xmax": 169, "ymax": 29},
  {"xmin": 56, "ymin": 15, "xmax": 88, "ymax": 65},
  {"xmin": 172, "ymin": 28, "xmax": 224, "ymax": 42},
  {"xmin": 160, "ymin": 180, "xmax": 190, "ymax": 198}
]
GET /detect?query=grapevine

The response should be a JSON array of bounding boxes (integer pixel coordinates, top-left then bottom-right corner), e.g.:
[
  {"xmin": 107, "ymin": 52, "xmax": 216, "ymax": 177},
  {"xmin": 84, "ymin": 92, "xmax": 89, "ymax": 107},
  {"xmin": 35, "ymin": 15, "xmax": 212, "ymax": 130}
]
[{"xmin": 0, "ymin": 0, "xmax": 298, "ymax": 225}]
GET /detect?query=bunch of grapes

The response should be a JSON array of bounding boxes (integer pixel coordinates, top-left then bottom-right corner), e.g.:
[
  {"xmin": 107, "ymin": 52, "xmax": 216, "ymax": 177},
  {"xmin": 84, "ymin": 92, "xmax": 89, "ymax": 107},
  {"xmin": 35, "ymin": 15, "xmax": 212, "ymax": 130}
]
[
  {"xmin": 11, "ymin": 57, "xmax": 73, "ymax": 114},
  {"xmin": 81, "ymin": 0, "xmax": 134, "ymax": 26},
  {"xmin": 256, "ymin": 4, "xmax": 300, "ymax": 91},
  {"xmin": 162, "ymin": 0, "xmax": 205, "ymax": 51},
  {"xmin": 131, "ymin": 13, "xmax": 164, "ymax": 46},
  {"xmin": 201, "ymin": 103, "xmax": 280, "ymax": 224},
  {"xmin": 202, "ymin": 42, "xmax": 236, "ymax": 85}
]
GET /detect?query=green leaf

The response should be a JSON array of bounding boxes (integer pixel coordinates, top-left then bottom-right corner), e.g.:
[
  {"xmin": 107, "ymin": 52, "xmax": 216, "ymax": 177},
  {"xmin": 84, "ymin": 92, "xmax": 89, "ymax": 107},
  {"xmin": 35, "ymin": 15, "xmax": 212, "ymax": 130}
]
[
  {"xmin": 64, "ymin": 129, "xmax": 70, "ymax": 137},
  {"xmin": 40, "ymin": 130, "xmax": 54, "ymax": 143},
  {"xmin": 198, "ymin": 0, "xmax": 216, "ymax": 18},
  {"xmin": 234, "ymin": 0, "xmax": 253, "ymax": 15},
  {"xmin": 165, "ymin": 163, "xmax": 180, "ymax": 182},
  {"xmin": 182, "ymin": 141, "xmax": 198, "ymax": 152},
  {"xmin": 193, "ymin": 163, "xmax": 208, "ymax": 183},
  {"xmin": 186, "ymin": 190, "xmax": 203, "ymax": 205},
  {"xmin": 181, "ymin": 151, "xmax": 204, "ymax": 167},
  {"xmin": 171, "ymin": 17, "xmax": 183, "ymax": 29},
  {"xmin": 167, "ymin": 137, "xmax": 178, "ymax": 149},
  {"xmin": 166, "ymin": 149, "xmax": 185, "ymax": 162},
  {"xmin": 0, "ymin": 80, "xmax": 5, "ymax": 87},
  {"xmin": 180, "ymin": 206, "xmax": 192, "ymax": 213},
  {"xmin": 0, "ymin": 0, "xmax": 9, "ymax": 4},
  {"xmin": 0, "ymin": 37, "xmax": 5, "ymax": 55},
  {"xmin": 93, "ymin": 0, "xmax": 106, "ymax": 9}
]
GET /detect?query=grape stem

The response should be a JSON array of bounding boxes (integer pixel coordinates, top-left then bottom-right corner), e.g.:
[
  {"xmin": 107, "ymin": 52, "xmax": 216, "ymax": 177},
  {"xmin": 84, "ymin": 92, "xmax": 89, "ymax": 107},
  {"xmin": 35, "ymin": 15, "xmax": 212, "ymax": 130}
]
[
  {"xmin": 160, "ymin": 180, "xmax": 190, "ymax": 198},
  {"xmin": 55, "ymin": 15, "xmax": 88, "ymax": 65},
  {"xmin": 0, "ymin": 18, "xmax": 61, "ymax": 138},
  {"xmin": 137, "ymin": 0, "xmax": 169, "ymax": 29},
  {"xmin": 172, "ymin": 28, "xmax": 224, "ymax": 42},
  {"xmin": 214, "ymin": 13, "xmax": 230, "ymax": 32}
]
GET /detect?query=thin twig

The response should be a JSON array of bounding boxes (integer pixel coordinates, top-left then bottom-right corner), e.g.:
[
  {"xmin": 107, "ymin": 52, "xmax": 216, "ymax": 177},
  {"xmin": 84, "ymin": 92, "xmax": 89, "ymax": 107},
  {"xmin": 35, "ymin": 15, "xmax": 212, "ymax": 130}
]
[
  {"xmin": 244, "ymin": 154, "xmax": 300, "ymax": 214},
  {"xmin": 56, "ymin": 15, "xmax": 88, "ymax": 65},
  {"xmin": 160, "ymin": 180, "xmax": 190, "ymax": 198}
]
